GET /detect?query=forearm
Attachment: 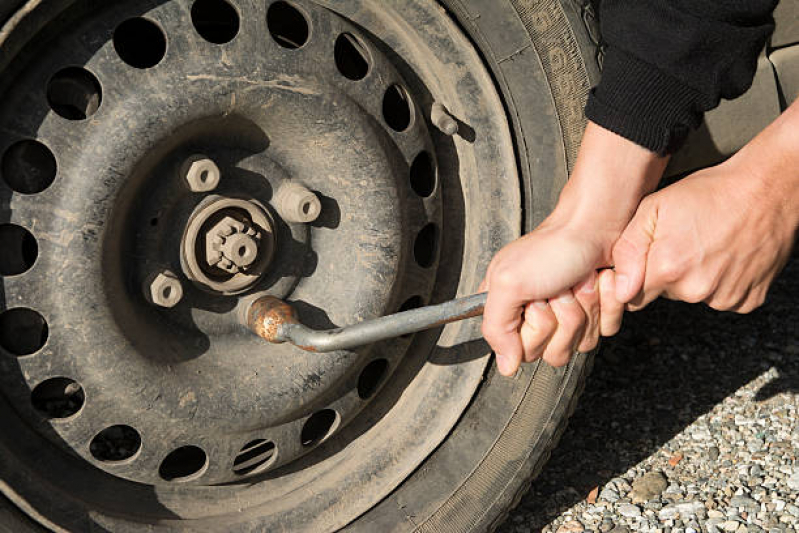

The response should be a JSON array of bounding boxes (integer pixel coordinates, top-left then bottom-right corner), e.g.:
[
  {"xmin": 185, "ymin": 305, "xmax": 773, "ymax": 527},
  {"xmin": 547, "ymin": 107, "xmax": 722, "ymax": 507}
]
[
  {"xmin": 734, "ymin": 99, "xmax": 799, "ymax": 230},
  {"xmin": 548, "ymin": 121, "xmax": 669, "ymax": 261}
]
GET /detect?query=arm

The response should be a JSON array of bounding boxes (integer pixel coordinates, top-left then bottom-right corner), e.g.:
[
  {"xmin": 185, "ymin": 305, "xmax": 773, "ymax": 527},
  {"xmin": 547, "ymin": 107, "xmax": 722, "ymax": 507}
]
[
  {"xmin": 607, "ymin": 99, "xmax": 799, "ymax": 326},
  {"xmin": 481, "ymin": 0, "xmax": 778, "ymax": 376},
  {"xmin": 589, "ymin": 0, "xmax": 777, "ymax": 154}
]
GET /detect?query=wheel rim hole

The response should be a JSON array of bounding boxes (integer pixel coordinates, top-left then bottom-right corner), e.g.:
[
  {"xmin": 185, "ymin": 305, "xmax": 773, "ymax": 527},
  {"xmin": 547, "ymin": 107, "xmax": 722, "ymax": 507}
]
[
  {"xmin": 191, "ymin": 0, "xmax": 240, "ymax": 44},
  {"xmin": 159, "ymin": 446, "xmax": 208, "ymax": 482},
  {"xmin": 233, "ymin": 439, "xmax": 276, "ymax": 476},
  {"xmin": 335, "ymin": 33, "xmax": 370, "ymax": 81},
  {"xmin": 162, "ymin": 286, "xmax": 173, "ymax": 299},
  {"xmin": 31, "ymin": 378, "xmax": 84, "ymax": 419},
  {"xmin": 267, "ymin": 2, "xmax": 309, "ymax": 49},
  {"xmin": 383, "ymin": 84, "xmax": 412, "ymax": 132},
  {"xmin": 0, "ymin": 224, "xmax": 37, "ymax": 276},
  {"xmin": 413, "ymin": 223, "xmax": 438, "ymax": 268},
  {"xmin": 114, "ymin": 18, "xmax": 167, "ymax": 69},
  {"xmin": 46, "ymin": 67, "xmax": 102, "ymax": 121},
  {"xmin": 357, "ymin": 359, "xmax": 389, "ymax": 400},
  {"xmin": 300, "ymin": 409, "xmax": 338, "ymax": 447},
  {"xmin": 0, "ymin": 308, "xmax": 48, "ymax": 356},
  {"xmin": 90, "ymin": 425, "xmax": 141, "ymax": 462},
  {"xmin": 409, "ymin": 151, "xmax": 436, "ymax": 197},
  {"xmin": 1, "ymin": 140, "xmax": 57, "ymax": 194}
]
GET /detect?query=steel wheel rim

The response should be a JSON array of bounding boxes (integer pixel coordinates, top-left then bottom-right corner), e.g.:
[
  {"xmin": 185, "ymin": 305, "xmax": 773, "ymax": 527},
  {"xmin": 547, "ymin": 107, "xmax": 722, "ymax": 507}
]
[{"xmin": 0, "ymin": 0, "xmax": 521, "ymax": 529}]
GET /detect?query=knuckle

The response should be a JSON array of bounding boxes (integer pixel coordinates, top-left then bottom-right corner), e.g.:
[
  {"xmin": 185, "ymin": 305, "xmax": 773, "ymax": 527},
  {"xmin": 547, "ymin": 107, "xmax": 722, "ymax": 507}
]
[
  {"xmin": 679, "ymin": 279, "xmax": 714, "ymax": 304},
  {"xmin": 491, "ymin": 264, "xmax": 523, "ymax": 293},
  {"xmin": 652, "ymin": 255, "xmax": 685, "ymax": 285}
]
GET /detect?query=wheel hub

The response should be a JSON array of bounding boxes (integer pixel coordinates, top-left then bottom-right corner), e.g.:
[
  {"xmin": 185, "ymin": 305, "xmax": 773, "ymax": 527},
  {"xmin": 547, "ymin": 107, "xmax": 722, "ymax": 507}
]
[{"xmin": 182, "ymin": 195, "xmax": 276, "ymax": 294}]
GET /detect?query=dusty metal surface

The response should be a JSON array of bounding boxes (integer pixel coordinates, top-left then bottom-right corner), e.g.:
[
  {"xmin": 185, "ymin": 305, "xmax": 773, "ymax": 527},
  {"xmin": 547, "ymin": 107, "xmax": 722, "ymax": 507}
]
[
  {"xmin": 0, "ymin": 0, "xmax": 520, "ymax": 529},
  {"xmin": 249, "ymin": 293, "xmax": 487, "ymax": 352}
]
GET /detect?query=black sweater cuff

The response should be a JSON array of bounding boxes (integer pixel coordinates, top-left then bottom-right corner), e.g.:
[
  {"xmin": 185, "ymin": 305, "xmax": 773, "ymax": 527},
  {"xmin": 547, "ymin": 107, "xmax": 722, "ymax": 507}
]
[{"xmin": 585, "ymin": 48, "xmax": 706, "ymax": 155}]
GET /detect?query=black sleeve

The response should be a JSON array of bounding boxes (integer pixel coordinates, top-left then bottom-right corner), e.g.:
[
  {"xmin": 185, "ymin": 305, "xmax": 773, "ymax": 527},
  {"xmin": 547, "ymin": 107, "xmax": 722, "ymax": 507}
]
[{"xmin": 585, "ymin": 0, "xmax": 778, "ymax": 155}]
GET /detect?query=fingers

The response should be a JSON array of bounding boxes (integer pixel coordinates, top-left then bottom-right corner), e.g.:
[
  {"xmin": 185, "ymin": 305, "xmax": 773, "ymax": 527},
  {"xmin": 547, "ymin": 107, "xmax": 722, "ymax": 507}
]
[
  {"xmin": 598, "ymin": 269, "xmax": 625, "ymax": 336},
  {"xmin": 574, "ymin": 271, "xmax": 600, "ymax": 352},
  {"xmin": 482, "ymin": 268, "xmax": 526, "ymax": 376},
  {"xmin": 612, "ymin": 197, "xmax": 657, "ymax": 303},
  {"xmin": 542, "ymin": 291, "xmax": 586, "ymax": 367},
  {"xmin": 520, "ymin": 301, "xmax": 557, "ymax": 363}
]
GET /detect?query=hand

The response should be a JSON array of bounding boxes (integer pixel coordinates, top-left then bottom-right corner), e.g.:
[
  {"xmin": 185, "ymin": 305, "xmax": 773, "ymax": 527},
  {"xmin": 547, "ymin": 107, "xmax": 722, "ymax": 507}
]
[
  {"xmin": 481, "ymin": 122, "xmax": 669, "ymax": 376},
  {"xmin": 609, "ymin": 101, "xmax": 799, "ymax": 318}
]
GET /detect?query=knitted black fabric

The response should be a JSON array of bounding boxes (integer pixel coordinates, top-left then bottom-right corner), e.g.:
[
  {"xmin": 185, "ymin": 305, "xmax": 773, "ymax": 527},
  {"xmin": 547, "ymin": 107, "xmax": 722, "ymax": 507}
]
[{"xmin": 585, "ymin": 0, "xmax": 778, "ymax": 155}]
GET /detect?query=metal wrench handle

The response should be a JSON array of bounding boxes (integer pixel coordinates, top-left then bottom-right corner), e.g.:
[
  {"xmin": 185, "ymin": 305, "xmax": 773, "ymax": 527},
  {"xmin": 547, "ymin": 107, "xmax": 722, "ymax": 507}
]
[{"xmin": 248, "ymin": 293, "xmax": 487, "ymax": 352}]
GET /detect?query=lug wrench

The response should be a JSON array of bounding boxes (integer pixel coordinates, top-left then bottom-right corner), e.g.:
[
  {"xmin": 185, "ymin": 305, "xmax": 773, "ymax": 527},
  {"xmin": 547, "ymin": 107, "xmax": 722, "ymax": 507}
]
[{"xmin": 247, "ymin": 293, "xmax": 487, "ymax": 352}]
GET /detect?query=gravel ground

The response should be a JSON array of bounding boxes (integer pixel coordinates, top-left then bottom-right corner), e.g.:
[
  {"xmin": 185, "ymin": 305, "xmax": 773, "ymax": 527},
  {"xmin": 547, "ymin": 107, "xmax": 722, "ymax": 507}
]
[{"xmin": 501, "ymin": 249, "xmax": 799, "ymax": 533}]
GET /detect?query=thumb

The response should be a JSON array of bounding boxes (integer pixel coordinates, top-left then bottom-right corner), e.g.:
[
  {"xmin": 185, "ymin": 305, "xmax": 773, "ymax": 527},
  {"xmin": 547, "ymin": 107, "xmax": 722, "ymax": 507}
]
[{"xmin": 612, "ymin": 198, "xmax": 657, "ymax": 303}]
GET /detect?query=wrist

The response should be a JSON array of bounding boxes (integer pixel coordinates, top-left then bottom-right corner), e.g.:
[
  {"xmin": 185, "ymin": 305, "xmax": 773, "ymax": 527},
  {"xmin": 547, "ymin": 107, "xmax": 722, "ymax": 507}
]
[
  {"xmin": 547, "ymin": 122, "xmax": 669, "ymax": 254},
  {"xmin": 732, "ymin": 101, "xmax": 799, "ymax": 231}
]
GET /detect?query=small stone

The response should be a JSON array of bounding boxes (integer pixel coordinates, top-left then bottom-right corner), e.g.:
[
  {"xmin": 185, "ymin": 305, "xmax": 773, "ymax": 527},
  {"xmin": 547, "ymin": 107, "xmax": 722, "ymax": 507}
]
[
  {"xmin": 658, "ymin": 506, "xmax": 679, "ymax": 521},
  {"xmin": 708, "ymin": 510, "xmax": 725, "ymax": 519},
  {"xmin": 674, "ymin": 502, "xmax": 705, "ymax": 517},
  {"xmin": 617, "ymin": 504, "xmax": 641, "ymax": 518},
  {"xmin": 608, "ymin": 527, "xmax": 630, "ymax": 533},
  {"xmin": 786, "ymin": 504, "xmax": 799, "ymax": 517},
  {"xmin": 730, "ymin": 496, "xmax": 758, "ymax": 510},
  {"xmin": 722, "ymin": 521, "xmax": 741, "ymax": 532},
  {"xmin": 587, "ymin": 486, "xmax": 599, "ymax": 504},
  {"xmin": 631, "ymin": 472, "xmax": 669, "ymax": 503},
  {"xmin": 599, "ymin": 487, "xmax": 620, "ymax": 503},
  {"xmin": 557, "ymin": 520, "xmax": 585, "ymax": 532},
  {"xmin": 786, "ymin": 470, "xmax": 799, "ymax": 492},
  {"xmin": 669, "ymin": 452, "xmax": 684, "ymax": 467},
  {"xmin": 709, "ymin": 447, "xmax": 721, "ymax": 460}
]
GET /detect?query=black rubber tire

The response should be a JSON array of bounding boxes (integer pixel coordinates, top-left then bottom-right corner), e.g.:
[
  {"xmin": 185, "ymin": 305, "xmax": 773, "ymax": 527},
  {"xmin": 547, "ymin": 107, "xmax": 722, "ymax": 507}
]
[{"xmin": 0, "ymin": 0, "xmax": 601, "ymax": 531}]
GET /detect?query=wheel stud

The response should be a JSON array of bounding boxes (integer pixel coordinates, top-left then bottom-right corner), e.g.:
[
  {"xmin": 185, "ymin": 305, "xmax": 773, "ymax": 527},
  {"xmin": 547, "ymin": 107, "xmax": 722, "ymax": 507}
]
[
  {"xmin": 273, "ymin": 181, "xmax": 322, "ymax": 224},
  {"xmin": 144, "ymin": 270, "xmax": 184, "ymax": 308},
  {"xmin": 431, "ymin": 102, "xmax": 458, "ymax": 136},
  {"xmin": 182, "ymin": 154, "xmax": 221, "ymax": 193}
]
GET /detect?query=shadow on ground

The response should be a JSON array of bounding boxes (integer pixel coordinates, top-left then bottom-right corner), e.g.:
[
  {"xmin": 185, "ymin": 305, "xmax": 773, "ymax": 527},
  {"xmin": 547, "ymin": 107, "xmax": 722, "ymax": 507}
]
[{"xmin": 502, "ymin": 250, "xmax": 799, "ymax": 532}]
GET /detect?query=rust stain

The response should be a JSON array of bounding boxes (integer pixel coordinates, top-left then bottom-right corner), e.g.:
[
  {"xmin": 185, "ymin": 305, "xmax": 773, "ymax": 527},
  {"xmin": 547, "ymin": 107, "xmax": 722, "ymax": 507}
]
[
  {"xmin": 248, "ymin": 297, "xmax": 298, "ymax": 343},
  {"xmin": 429, "ymin": 305, "xmax": 485, "ymax": 329},
  {"xmin": 296, "ymin": 345, "xmax": 318, "ymax": 353}
]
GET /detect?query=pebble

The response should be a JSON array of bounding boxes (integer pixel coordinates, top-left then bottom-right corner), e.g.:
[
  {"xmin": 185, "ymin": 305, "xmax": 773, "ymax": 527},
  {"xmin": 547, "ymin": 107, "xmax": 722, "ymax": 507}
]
[
  {"xmin": 556, "ymin": 520, "xmax": 585, "ymax": 532},
  {"xmin": 599, "ymin": 487, "xmax": 620, "ymax": 503},
  {"xmin": 631, "ymin": 472, "xmax": 669, "ymax": 503},
  {"xmin": 617, "ymin": 504, "xmax": 641, "ymax": 518},
  {"xmin": 786, "ymin": 471, "xmax": 799, "ymax": 492}
]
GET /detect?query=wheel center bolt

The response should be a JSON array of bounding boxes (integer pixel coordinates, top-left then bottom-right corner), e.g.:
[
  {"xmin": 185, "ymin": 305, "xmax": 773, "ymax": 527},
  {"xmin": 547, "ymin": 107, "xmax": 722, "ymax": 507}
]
[{"xmin": 205, "ymin": 216, "xmax": 263, "ymax": 274}]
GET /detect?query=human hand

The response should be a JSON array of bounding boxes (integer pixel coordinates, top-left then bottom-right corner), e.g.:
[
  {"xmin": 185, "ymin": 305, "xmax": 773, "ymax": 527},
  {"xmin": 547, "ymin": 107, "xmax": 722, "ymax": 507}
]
[
  {"xmin": 481, "ymin": 122, "xmax": 669, "ymax": 376},
  {"xmin": 609, "ymin": 102, "xmax": 799, "ymax": 319}
]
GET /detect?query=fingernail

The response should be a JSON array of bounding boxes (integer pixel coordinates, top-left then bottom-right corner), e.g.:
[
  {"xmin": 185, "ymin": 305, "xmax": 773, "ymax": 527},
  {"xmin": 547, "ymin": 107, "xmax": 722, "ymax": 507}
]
[
  {"xmin": 533, "ymin": 301, "xmax": 549, "ymax": 309},
  {"xmin": 615, "ymin": 274, "xmax": 629, "ymax": 298}
]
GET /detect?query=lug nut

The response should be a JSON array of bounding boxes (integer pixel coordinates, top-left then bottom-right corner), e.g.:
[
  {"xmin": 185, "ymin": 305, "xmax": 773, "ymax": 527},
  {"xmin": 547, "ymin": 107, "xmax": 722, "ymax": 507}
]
[
  {"xmin": 144, "ymin": 270, "xmax": 184, "ymax": 308},
  {"xmin": 182, "ymin": 155, "xmax": 221, "ymax": 193},
  {"xmin": 431, "ymin": 102, "xmax": 458, "ymax": 136},
  {"xmin": 273, "ymin": 181, "xmax": 322, "ymax": 224}
]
